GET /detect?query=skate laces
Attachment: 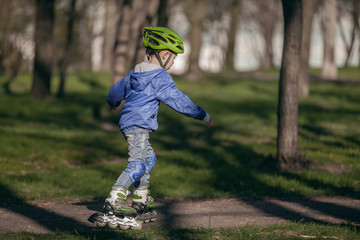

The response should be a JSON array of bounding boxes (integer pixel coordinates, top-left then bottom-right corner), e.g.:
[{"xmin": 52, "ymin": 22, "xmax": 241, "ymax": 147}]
[
  {"xmin": 146, "ymin": 196, "xmax": 155, "ymax": 208},
  {"xmin": 114, "ymin": 197, "xmax": 126, "ymax": 206}
]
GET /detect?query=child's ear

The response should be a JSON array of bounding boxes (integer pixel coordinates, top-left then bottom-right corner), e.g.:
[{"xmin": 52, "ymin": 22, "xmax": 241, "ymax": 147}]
[{"xmin": 162, "ymin": 50, "xmax": 170, "ymax": 59}]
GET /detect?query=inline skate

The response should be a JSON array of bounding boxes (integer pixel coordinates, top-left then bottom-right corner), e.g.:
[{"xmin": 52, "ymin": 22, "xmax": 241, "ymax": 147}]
[
  {"xmin": 88, "ymin": 187, "xmax": 143, "ymax": 230},
  {"xmin": 132, "ymin": 195, "xmax": 157, "ymax": 223}
]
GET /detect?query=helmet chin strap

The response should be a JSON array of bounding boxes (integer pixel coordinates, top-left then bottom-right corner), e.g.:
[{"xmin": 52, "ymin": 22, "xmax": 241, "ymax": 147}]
[{"xmin": 155, "ymin": 51, "xmax": 173, "ymax": 69}]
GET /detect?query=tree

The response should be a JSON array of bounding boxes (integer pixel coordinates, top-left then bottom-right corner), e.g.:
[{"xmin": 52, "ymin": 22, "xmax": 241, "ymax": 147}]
[
  {"xmin": 225, "ymin": 0, "xmax": 241, "ymax": 71},
  {"xmin": 157, "ymin": 0, "xmax": 169, "ymax": 26},
  {"xmin": 320, "ymin": 0, "xmax": 338, "ymax": 80},
  {"xmin": 256, "ymin": 0, "xmax": 281, "ymax": 69},
  {"xmin": 277, "ymin": 0, "xmax": 302, "ymax": 171},
  {"xmin": 132, "ymin": 0, "xmax": 160, "ymax": 65},
  {"xmin": 337, "ymin": 0, "xmax": 359, "ymax": 67},
  {"xmin": 298, "ymin": 0, "xmax": 315, "ymax": 98},
  {"xmin": 31, "ymin": 0, "xmax": 55, "ymax": 98},
  {"xmin": 57, "ymin": 0, "xmax": 77, "ymax": 98},
  {"xmin": 185, "ymin": 0, "xmax": 209, "ymax": 80},
  {"xmin": 112, "ymin": 0, "xmax": 159, "ymax": 83},
  {"xmin": 355, "ymin": 0, "xmax": 360, "ymax": 67},
  {"xmin": 100, "ymin": 0, "xmax": 117, "ymax": 72},
  {"xmin": 0, "ymin": 0, "xmax": 33, "ymax": 93}
]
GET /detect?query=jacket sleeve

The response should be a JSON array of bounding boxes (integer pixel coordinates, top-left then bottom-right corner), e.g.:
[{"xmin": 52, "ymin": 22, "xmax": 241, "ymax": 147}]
[
  {"xmin": 106, "ymin": 71, "xmax": 132, "ymax": 107},
  {"xmin": 154, "ymin": 73, "xmax": 207, "ymax": 120}
]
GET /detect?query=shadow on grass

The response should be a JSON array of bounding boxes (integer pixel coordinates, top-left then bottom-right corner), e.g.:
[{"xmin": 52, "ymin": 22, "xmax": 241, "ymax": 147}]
[
  {"xmin": 1, "ymin": 75, "xmax": 360, "ymax": 237},
  {"xmin": 149, "ymin": 106, "xmax": 360, "ymax": 234},
  {"xmin": 0, "ymin": 183, "xmax": 157, "ymax": 239}
]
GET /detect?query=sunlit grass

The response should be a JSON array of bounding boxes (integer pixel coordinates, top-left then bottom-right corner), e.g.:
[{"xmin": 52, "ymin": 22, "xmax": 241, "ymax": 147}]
[
  {"xmin": 1, "ymin": 223, "xmax": 359, "ymax": 240},
  {"xmin": 0, "ymin": 70, "xmax": 359, "ymax": 204}
]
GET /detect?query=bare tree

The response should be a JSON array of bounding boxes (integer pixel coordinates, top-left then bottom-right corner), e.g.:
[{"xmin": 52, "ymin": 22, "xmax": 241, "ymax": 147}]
[
  {"xmin": 57, "ymin": 0, "xmax": 77, "ymax": 98},
  {"xmin": 298, "ymin": 0, "xmax": 315, "ymax": 98},
  {"xmin": 355, "ymin": 0, "xmax": 360, "ymax": 66},
  {"xmin": 225, "ymin": 0, "xmax": 241, "ymax": 71},
  {"xmin": 320, "ymin": 0, "xmax": 338, "ymax": 80},
  {"xmin": 157, "ymin": 0, "xmax": 169, "ymax": 26},
  {"xmin": 185, "ymin": 0, "xmax": 209, "ymax": 80},
  {"xmin": 256, "ymin": 0, "xmax": 281, "ymax": 69},
  {"xmin": 277, "ymin": 0, "xmax": 302, "ymax": 171},
  {"xmin": 100, "ymin": 0, "xmax": 118, "ymax": 72},
  {"xmin": 132, "ymin": 0, "xmax": 160, "ymax": 65},
  {"xmin": 0, "ymin": 0, "xmax": 31, "ymax": 93},
  {"xmin": 112, "ymin": 0, "xmax": 159, "ymax": 83},
  {"xmin": 31, "ymin": 0, "xmax": 55, "ymax": 98},
  {"xmin": 337, "ymin": 0, "xmax": 359, "ymax": 67}
]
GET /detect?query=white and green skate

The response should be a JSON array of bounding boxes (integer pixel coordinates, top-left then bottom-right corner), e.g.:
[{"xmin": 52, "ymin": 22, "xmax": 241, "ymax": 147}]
[
  {"xmin": 88, "ymin": 187, "xmax": 143, "ymax": 230},
  {"xmin": 132, "ymin": 186, "xmax": 157, "ymax": 223}
]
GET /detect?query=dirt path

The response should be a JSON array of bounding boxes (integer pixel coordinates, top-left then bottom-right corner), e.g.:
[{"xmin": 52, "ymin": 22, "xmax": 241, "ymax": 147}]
[{"xmin": 0, "ymin": 197, "xmax": 359, "ymax": 234}]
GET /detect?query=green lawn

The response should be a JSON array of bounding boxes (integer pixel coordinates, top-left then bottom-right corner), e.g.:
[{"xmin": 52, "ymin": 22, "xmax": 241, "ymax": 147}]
[
  {"xmin": 1, "ymin": 223, "xmax": 359, "ymax": 240},
  {"xmin": 0, "ymin": 70, "xmax": 359, "ymax": 239}
]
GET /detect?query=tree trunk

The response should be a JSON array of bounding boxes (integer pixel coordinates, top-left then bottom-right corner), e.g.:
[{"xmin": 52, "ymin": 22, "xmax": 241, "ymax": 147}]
[
  {"xmin": 355, "ymin": 0, "xmax": 360, "ymax": 67},
  {"xmin": 298, "ymin": 0, "xmax": 315, "ymax": 98},
  {"xmin": 57, "ymin": 0, "xmax": 77, "ymax": 98},
  {"xmin": 101, "ymin": 0, "xmax": 116, "ymax": 72},
  {"xmin": 112, "ymin": 0, "xmax": 159, "ymax": 83},
  {"xmin": 277, "ymin": 0, "xmax": 302, "ymax": 171},
  {"xmin": 132, "ymin": 0, "xmax": 160, "ymax": 65},
  {"xmin": 157, "ymin": 0, "xmax": 169, "ymax": 26},
  {"xmin": 185, "ymin": 0, "xmax": 209, "ymax": 80},
  {"xmin": 356, "ymin": 0, "xmax": 360, "ymax": 66},
  {"xmin": 31, "ymin": 0, "xmax": 55, "ymax": 98},
  {"xmin": 348, "ymin": 0, "xmax": 359, "ymax": 67},
  {"xmin": 225, "ymin": 0, "xmax": 241, "ymax": 71},
  {"xmin": 112, "ymin": 0, "xmax": 131, "ymax": 83},
  {"xmin": 256, "ymin": 0, "xmax": 279, "ymax": 69},
  {"xmin": 320, "ymin": 0, "xmax": 338, "ymax": 80}
]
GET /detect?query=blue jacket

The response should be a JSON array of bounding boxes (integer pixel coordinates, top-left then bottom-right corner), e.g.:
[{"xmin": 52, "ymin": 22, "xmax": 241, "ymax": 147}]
[{"xmin": 107, "ymin": 66, "xmax": 207, "ymax": 132}]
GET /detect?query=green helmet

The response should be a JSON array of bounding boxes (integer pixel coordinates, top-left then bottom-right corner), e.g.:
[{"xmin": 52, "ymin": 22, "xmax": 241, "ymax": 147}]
[{"xmin": 143, "ymin": 26, "xmax": 184, "ymax": 54}]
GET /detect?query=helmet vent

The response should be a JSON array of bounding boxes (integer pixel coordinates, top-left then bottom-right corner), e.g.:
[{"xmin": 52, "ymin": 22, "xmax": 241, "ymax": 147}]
[
  {"xmin": 149, "ymin": 38, "xmax": 160, "ymax": 46},
  {"xmin": 151, "ymin": 32, "xmax": 168, "ymax": 44}
]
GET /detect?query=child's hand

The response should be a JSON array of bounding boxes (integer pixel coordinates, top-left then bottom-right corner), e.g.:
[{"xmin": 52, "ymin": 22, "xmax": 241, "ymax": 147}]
[
  {"xmin": 108, "ymin": 105, "xmax": 117, "ymax": 111},
  {"xmin": 207, "ymin": 117, "xmax": 213, "ymax": 128}
]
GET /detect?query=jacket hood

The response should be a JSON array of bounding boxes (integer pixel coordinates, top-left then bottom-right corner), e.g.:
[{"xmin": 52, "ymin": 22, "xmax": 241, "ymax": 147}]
[{"xmin": 130, "ymin": 62, "xmax": 163, "ymax": 91}]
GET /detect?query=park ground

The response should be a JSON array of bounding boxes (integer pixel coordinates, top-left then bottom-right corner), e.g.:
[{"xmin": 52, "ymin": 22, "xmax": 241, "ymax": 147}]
[
  {"xmin": 0, "ymin": 197, "xmax": 360, "ymax": 232},
  {"xmin": 0, "ymin": 69, "xmax": 359, "ymax": 239}
]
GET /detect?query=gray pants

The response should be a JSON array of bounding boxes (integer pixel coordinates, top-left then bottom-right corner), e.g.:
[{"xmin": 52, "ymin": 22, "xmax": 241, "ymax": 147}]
[{"xmin": 113, "ymin": 128, "xmax": 154, "ymax": 190}]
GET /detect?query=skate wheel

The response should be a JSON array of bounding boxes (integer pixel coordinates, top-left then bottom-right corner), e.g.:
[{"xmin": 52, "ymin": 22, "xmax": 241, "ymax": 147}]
[
  {"xmin": 108, "ymin": 222, "xmax": 118, "ymax": 229},
  {"xmin": 150, "ymin": 210, "xmax": 157, "ymax": 222},
  {"xmin": 131, "ymin": 220, "xmax": 143, "ymax": 230},
  {"xmin": 119, "ymin": 224, "xmax": 130, "ymax": 230},
  {"xmin": 144, "ymin": 219, "xmax": 150, "ymax": 223},
  {"xmin": 95, "ymin": 220, "xmax": 107, "ymax": 227}
]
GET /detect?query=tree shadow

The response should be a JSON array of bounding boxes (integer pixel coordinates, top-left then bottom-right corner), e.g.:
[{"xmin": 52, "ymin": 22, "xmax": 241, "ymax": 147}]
[
  {"xmin": 149, "ymin": 102, "xmax": 360, "ymax": 231},
  {"xmin": 0, "ymin": 183, "xmax": 152, "ymax": 239},
  {"xmin": 249, "ymin": 198, "xmax": 360, "ymax": 230},
  {"xmin": 1, "ymin": 75, "xmax": 360, "ymax": 236},
  {"xmin": 0, "ymin": 183, "xmax": 86, "ymax": 233}
]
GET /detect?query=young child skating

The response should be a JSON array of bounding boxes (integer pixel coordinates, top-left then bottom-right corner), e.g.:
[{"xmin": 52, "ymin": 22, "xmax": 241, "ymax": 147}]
[{"xmin": 102, "ymin": 26, "xmax": 212, "ymax": 228}]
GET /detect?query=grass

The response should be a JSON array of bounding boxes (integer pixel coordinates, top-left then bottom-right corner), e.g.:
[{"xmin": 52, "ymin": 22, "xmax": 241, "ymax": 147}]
[
  {"xmin": 0, "ymin": 69, "xmax": 359, "ymax": 239},
  {"xmin": 0, "ymin": 70, "xmax": 359, "ymax": 200},
  {"xmin": 261, "ymin": 66, "xmax": 360, "ymax": 81},
  {"xmin": 1, "ymin": 223, "xmax": 359, "ymax": 239},
  {"xmin": 309, "ymin": 67, "xmax": 360, "ymax": 80}
]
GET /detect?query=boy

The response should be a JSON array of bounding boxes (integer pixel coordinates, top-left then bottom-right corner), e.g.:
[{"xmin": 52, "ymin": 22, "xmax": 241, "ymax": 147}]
[{"xmin": 104, "ymin": 26, "xmax": 212, "ymax": 222}]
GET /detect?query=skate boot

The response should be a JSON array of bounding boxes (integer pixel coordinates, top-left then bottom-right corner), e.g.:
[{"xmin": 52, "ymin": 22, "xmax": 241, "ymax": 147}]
[
  {"xmin": 103, "ymin": 187, "xmax": 137, "ymax": 217},
  {"xmin": 88, "ymin": 187, "xmax": 142, "ymax": 230},
  {"xmin": 132, "ymin": 186, "xmax": 157, "ymax": 223}
]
